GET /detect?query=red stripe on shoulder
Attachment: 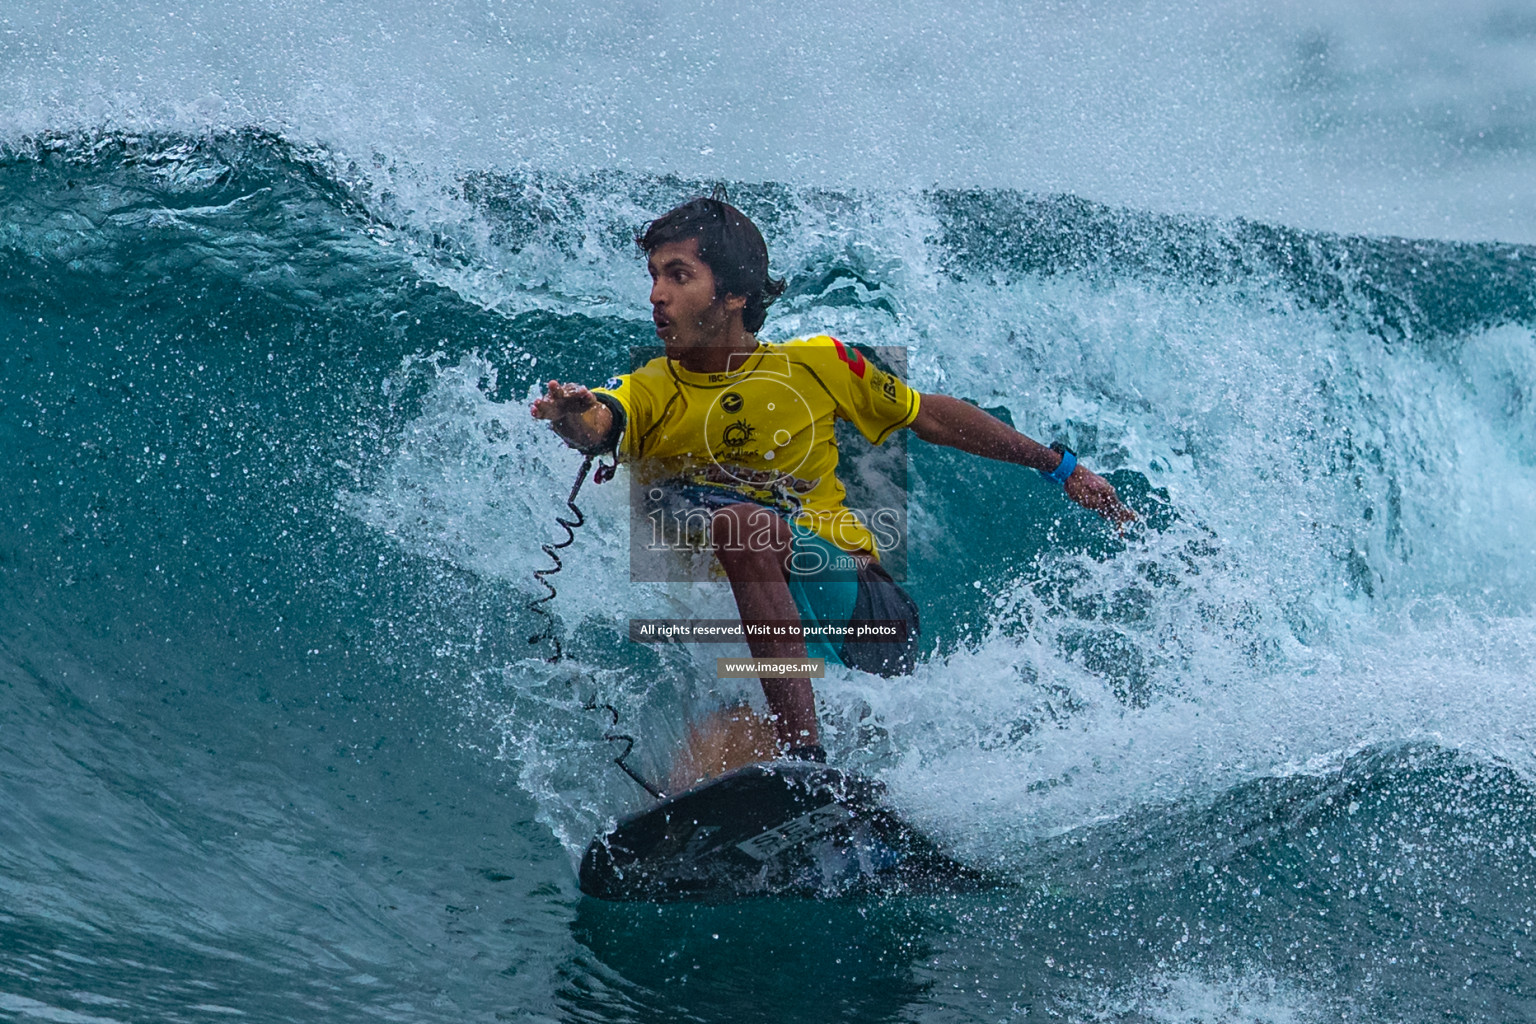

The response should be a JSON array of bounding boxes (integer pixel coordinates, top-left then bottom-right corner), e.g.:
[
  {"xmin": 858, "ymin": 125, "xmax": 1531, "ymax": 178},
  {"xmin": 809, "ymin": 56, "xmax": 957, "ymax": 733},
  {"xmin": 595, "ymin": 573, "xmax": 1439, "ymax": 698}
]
[{"xmin": 830, "ymin": 337, "xmax": 867, "ymax": 378}]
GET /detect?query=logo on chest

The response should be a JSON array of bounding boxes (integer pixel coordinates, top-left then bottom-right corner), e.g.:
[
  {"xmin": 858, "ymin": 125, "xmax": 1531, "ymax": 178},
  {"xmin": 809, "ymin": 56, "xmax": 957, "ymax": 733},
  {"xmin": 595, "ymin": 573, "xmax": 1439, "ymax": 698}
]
[
  {"xmin": 721, "ymin": 419, "xmax": 756, "ymax": 448},
  {"xmin": 700, "ymin": 374, "xmax": 817, "ymax": 480}
]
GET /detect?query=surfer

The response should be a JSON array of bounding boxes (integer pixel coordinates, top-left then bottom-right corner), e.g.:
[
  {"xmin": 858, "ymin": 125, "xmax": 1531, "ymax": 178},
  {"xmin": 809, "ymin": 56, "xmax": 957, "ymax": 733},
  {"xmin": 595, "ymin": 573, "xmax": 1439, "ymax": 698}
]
[{"xmin": 532, "ymin": 198, "xmax": 1134, "ymax": 761}]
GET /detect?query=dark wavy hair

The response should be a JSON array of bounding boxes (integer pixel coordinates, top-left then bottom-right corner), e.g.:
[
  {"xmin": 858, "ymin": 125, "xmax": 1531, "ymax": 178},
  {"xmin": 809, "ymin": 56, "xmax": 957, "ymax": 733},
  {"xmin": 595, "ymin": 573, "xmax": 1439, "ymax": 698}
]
[{"xmin": 636, "ymin": 197, "xmax": 787, "ymax": 333}]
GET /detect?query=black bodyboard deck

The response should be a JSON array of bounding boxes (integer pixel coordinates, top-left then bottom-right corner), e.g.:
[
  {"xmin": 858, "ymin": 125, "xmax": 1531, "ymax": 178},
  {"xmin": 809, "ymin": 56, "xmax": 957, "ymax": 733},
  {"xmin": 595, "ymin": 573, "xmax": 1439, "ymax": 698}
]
[{"xmin": 579, "ymin": 762, "xmax": 983, "ymax": 902}]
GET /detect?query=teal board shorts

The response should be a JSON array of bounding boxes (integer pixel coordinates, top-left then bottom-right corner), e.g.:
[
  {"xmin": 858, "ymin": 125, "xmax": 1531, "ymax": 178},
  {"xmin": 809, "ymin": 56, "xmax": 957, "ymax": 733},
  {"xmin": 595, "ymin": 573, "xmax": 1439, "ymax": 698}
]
[
  {"xmin": 784, "ymin": 523, "xmax": 861, "ymax": 664},
  {"xmin": 785, "ymin": 521, "xmax": 919, "ymax": 677}
]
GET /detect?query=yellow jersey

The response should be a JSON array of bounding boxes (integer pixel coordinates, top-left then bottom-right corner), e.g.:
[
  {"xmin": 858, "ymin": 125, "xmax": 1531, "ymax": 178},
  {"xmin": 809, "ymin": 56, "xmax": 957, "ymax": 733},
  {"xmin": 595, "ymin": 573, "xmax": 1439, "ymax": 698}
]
[{"xmin": 592, "ymin": 336, "xmax": 921, "ymax": 556}]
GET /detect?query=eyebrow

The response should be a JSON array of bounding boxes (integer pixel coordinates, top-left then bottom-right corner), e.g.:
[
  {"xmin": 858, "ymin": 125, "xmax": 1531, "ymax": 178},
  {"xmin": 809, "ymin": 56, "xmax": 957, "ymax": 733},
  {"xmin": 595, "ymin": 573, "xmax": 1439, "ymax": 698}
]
[{"xmin": 651, "ymin": 256, "xmax": 695, "ymax": 273}]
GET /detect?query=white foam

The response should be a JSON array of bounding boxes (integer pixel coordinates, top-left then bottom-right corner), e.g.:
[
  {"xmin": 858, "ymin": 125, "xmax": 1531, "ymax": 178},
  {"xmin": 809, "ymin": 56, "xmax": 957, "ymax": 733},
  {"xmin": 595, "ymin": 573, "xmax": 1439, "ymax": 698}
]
[
  {"xmin": 6, "ymin": 0, "xmax": 1536, "ymax": 241},
  {"xmin": 1076, "ymin": 966, "xmax": 1330, "ymax": 1024}
]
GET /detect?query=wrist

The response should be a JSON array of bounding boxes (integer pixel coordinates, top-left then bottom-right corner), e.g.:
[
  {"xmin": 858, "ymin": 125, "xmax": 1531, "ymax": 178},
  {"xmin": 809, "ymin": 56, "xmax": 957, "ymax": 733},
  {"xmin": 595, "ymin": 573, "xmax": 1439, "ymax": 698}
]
[
  {"xmin": 569, "ymin": 393, "xmax": 623, "ymax": 455},
  {"xmin": 556, "ymin": 420, "xmax": 599, "ymax": 450},
  {"xmin": 1043, "ymin": 442, "xmax": 1076, "ymax": 486}
]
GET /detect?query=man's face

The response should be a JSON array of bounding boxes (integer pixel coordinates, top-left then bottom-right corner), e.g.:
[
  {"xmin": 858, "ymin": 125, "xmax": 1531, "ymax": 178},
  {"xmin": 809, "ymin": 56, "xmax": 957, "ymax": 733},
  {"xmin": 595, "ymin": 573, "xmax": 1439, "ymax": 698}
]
[{"xmin": 647, "ymin": 238, "xmax": 743, "ymax": 360}]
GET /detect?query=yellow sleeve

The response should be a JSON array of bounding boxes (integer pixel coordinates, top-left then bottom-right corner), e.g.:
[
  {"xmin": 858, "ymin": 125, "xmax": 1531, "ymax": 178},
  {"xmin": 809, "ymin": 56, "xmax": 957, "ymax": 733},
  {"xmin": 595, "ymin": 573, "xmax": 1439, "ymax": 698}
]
[
  {"xmin": 589, "ymin": 359, "xmax": 669, "ymax": 457},
  {"xmin": 800, "ymin": 336, "xmax": 921, "ymax": 445}
]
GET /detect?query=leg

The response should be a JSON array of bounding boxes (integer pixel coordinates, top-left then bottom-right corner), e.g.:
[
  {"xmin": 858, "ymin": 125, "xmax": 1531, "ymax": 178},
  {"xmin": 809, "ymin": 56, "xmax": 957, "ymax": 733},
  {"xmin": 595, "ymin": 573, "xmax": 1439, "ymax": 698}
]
[{"xmin": 710, "ymin": 502, "xmax": 819, "ymax": 749}]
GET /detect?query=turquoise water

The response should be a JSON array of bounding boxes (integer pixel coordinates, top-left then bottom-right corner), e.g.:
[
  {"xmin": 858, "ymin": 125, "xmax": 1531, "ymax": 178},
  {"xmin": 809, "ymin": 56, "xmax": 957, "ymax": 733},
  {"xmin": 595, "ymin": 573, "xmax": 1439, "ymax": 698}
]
[{"xmin": 4, "ymin": 4, "xmax": 1536, "ymax": 1020}]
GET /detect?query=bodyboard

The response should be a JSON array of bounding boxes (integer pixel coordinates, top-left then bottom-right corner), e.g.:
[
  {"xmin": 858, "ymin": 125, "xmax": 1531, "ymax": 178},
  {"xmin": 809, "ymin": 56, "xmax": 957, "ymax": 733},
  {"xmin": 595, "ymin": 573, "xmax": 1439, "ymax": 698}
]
[{"xmin": 578, "ymin": 761, "xmax": 983, "ymax": 901}]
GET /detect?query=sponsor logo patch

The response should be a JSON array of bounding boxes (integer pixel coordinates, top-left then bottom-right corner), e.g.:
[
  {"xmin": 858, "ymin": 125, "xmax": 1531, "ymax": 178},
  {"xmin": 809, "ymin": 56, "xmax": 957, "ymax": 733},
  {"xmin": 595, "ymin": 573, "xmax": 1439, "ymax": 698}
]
[{"xmin": 869, "ymin": 369, "xmax": 899, "ymax": 402}]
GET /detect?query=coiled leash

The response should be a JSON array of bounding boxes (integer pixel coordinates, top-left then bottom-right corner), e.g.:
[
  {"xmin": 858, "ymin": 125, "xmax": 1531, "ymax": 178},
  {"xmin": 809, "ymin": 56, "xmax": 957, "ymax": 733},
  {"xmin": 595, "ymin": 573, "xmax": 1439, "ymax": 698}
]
[
  {"xmin": 526, "ymin": 453, "xmax": 598, "ymax": 662},
  {"xmin": 526, "ymin": 454, "xmax": 666, "ymax": 801}
]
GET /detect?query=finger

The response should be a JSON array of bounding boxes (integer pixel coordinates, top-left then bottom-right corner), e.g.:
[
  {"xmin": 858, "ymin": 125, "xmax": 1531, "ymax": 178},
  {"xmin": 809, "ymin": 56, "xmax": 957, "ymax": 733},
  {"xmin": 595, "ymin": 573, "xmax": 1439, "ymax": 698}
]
[{"xmin": 1090, "ymin": 488, "xmax": 1135, "ymax": 524}]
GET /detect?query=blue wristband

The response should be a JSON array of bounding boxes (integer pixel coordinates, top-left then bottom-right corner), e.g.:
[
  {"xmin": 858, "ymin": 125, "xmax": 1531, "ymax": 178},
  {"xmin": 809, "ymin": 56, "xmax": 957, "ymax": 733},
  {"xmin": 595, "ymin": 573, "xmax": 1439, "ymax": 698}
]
[{"xmin": 1046, "ymin": 448, "xmax": 1076, "ymax": 486}]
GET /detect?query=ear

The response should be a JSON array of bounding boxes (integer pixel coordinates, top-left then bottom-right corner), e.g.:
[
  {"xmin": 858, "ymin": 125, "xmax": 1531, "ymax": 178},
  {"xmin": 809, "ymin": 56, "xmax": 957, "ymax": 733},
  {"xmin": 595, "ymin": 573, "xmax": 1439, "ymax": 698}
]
[{"xmin": 721, "ymin": 292, "xmax": 748, "ymax": 316}]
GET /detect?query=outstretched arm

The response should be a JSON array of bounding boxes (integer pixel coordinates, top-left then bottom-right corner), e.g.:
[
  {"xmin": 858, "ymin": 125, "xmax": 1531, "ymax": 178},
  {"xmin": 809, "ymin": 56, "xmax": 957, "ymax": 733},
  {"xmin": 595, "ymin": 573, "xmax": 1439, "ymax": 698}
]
[
  {"xmin": 909, "ymin": 393, "xmax": 1135, "ymax": 524},
  {"xmin": 529, "ymin": 380, "xmax": 614, "ymax": 452},
  {"xmin": 528, "ymin": 380, "xmax": 611, "ymax": 451}
]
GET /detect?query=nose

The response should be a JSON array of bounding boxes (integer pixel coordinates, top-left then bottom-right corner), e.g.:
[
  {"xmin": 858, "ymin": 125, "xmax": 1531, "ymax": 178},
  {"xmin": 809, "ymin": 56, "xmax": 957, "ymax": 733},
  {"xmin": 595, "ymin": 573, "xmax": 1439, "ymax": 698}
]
[{"xmin": 649, "ymin": 276, "xmax": 666, "ymax": 308}]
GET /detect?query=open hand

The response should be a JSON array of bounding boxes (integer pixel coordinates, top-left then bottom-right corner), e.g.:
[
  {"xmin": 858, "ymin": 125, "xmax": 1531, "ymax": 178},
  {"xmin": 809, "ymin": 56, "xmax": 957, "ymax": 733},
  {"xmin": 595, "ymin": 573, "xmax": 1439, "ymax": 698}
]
[
  {"xmin": 530, "ymin": 380, "xmax": 597, "ymax": 422},
  {"xmin": 1065, "ymin": 466, "xmax": 1137, "ymax": 526}
]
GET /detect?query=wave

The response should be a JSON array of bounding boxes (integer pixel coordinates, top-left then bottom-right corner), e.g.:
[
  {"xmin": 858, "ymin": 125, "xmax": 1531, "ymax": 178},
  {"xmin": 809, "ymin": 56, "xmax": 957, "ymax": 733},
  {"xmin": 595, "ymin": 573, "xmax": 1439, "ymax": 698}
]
[{"xmin": 3, "ymin": 126, "xmax": 1536, "ymax": 1023}]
